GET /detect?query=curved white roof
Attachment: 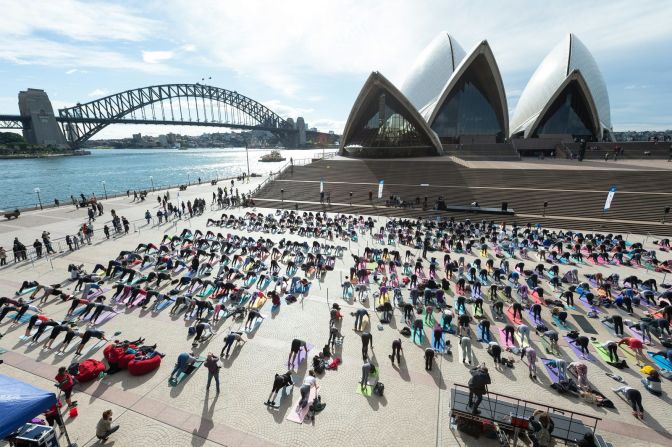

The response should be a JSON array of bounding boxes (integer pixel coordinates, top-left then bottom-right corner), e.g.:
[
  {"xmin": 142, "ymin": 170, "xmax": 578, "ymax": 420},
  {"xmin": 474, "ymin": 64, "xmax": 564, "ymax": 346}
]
[
  {"xmin": 510, "ymin": 34, "xmax": 611, "ymax": 138},
  {"xmin": 339, "ymin": 71, "xmax": 443, "ymax": 155},
  {"xmin": 424, "ymin": 40, "xmax": 509, "ymax": 137},
  {"xmin": 400, "ymin": 33, "xmax": 465, "ymax": 111}
]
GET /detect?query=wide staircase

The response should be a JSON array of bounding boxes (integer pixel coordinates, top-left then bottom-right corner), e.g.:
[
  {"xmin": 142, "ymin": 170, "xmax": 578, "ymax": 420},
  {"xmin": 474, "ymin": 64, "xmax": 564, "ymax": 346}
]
[
  {"xmin": 253, "ymin": 159, "xmax": 672, "ymax": 236},
  {"xmin": 443, "ymin": 143, "xmax": 521, "ymax": 161}
]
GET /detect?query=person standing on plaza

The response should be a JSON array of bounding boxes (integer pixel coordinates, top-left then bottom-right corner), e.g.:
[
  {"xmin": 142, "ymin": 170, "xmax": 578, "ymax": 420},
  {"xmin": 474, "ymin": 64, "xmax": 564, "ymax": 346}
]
[
  {"xmin": 42, "ymin": 231, "xmax": 55, "ymax": 254},
  {"xmin": 204, "ymin": 352, "xmax": 221, "ymax": 394},
  {"xmin": 33, "ymin": 239, "xmax": 43, "ymax": 258},
  {"xmin": 0, "ymin": 246, "xmax": 6, "ymax": 265},
  {"xmin": 96, "ymin": 409, "xmax": 120, "ymax": 442},
  {"xmin": 467, "ymin": 365, "xmax": 491, "ymax": 415},
  {"xmin": 55, "ymin": 366, "xmax": 77, "ymax": 408}
]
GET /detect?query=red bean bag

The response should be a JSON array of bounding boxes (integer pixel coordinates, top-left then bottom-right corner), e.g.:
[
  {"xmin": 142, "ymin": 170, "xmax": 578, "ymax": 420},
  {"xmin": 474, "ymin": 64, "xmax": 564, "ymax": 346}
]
[
  {"xmin": 127, "ymin": 355, "xmax": 161, "ymax": 376},
  {"xmin": 75, "ymin": 359, "xmax": 106, "ymax": 382},
  {"xmin": 104, "ymin": 344, "xmax": 137, "ymax": 369}
]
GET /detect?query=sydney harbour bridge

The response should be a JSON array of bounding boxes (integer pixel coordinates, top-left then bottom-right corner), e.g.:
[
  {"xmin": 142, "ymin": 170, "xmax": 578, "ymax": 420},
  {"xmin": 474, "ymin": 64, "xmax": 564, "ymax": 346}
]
[{"xmin": 0, "ymin": 84, "xmax": 338, "ymax": 148}]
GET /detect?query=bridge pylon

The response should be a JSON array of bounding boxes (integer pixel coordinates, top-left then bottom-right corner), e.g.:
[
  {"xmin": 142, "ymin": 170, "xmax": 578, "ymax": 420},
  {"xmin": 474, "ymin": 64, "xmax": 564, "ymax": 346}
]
[{"xmin": 18, "ymin": 89, "xmax": 66, "ymax": 146}]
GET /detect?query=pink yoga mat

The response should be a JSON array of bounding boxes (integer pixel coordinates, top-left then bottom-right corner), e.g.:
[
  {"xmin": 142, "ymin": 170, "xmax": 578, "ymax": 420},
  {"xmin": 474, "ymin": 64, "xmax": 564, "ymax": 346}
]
[
  {"xmin": 506, "ymin": 308, "xmax": 522, "ymax": 325},
  {"xmin": 289, "ymin": 343, "xmax": 314, "ymax": 370},
  {"xmin": 498, "ymin": 328, "xmax": 515, "ymax": 348},
  {"xmin": 286, "ymin": 385, "xmax": 317, "ymax": 424}
]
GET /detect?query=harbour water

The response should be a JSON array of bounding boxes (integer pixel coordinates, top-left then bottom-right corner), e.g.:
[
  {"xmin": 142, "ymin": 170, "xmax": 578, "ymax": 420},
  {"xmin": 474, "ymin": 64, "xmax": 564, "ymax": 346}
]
[{"xmin": 0, "ymin": 147, "xmax": 333, "ymax": 210}]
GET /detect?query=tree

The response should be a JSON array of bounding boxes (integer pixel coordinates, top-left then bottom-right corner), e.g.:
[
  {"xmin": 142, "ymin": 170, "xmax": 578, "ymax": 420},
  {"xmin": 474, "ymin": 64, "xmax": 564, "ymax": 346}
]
[{"xmin": 0, "ymin": 132, "xmax": 25, "ymax": 145}]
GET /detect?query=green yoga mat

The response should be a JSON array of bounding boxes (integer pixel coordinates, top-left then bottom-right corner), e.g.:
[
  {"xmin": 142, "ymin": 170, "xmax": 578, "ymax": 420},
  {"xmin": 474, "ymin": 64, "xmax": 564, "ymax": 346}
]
[{"xmin": 590, "ymin": 340, "xmax": 617, "ymax": 363}]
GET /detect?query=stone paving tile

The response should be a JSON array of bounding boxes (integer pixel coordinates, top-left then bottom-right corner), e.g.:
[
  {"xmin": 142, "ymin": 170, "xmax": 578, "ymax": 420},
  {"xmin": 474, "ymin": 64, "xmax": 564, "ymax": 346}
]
[{"xmin": 0, "ymin": 178, "xmax": 670, "ymax": 447}]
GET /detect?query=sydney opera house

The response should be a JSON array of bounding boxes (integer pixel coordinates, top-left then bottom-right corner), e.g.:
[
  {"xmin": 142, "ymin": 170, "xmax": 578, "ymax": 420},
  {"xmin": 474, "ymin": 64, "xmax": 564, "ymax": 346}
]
[{"xmin": 339, "ymin": 33, "xmax": 613, "ymax": 157}]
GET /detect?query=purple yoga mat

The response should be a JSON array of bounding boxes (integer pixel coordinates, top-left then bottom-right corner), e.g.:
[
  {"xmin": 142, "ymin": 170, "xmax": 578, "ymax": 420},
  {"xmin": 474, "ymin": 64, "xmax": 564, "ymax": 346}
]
[
  {"xmin": 578, "ymin": 295, "xmax": 602, "ymax": 314},
  {"xmin": 542, "ymin": 359, "xmax": 560, "ymax": 383},
  {"xmin": 91, "ymin": 311, "xmax": 118, "ymax": 326},
  {"xmin": 626, "ymin": 326, "xmax": 645, "ymax": 343},
  {"xmin": 562, "ymin": 336, "xmax": 594, "ymax": 361},
  {"xmin": 498, "ymin": 328, "xmax": 515, "ymax": 348},
  {"xmin": 289, "ymin": 342, "xmax": 314, "ymax": 369}
]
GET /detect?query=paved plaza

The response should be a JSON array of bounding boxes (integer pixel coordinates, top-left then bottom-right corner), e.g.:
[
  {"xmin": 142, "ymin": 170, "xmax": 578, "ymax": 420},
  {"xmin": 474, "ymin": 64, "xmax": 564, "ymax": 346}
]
[{"xmin": 0, "ymin": 175, "xmax": 670, "ymax": 447}]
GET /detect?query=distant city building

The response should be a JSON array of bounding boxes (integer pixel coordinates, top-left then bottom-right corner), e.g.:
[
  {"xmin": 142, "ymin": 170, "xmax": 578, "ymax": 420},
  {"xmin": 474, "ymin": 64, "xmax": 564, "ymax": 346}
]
[{"xmin": 158, "ymin": 134, "xmax": 168, "ymax": 147}]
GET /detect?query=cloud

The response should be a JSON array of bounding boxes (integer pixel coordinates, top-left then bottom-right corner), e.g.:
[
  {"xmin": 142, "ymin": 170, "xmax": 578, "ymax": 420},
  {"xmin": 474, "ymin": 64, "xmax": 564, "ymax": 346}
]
[
  {"xmin": 0, "ymin": 36, "xmax": 178, "ymax": 75},
  {"xmin": 261, "ymin": 99, "xmax": 314, "ymax": 119},
  {"xmin": 0, "ymin": 0, "xmax": 156, "ymax": 42},
  {"xmin": 142, "ymin": 50, "xmax": 175, "ymax": 64},
  {"xmin": 624, "ymin": 84, "xmax": 651, "ymax": 90},
  {"xmin": 87, "ymin": 89, "xmax": 109, "ymax": 98},
  {"xmin": 163, "ymin": 0, "xmax": 672, "ymax": 95}
]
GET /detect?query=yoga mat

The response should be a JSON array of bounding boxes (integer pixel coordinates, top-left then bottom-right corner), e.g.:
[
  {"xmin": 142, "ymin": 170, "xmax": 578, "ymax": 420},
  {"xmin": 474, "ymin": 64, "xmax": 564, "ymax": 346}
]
[
  {"xmin": 245, "ymin": 317, "xmax": 263, "ymax": 334},
  {"xmin": 541, "ymin": 358, "xmax": 560, "ymax": 383},
  {"xmin": 572, "ymin": 314, "xmax": 598, "ymax": 335},
  {"xmin": 528, "ymin": 307, "xmax": 541, "ymax": 323},
  {"xmin": 290, "ymin": 342, "xmax": 314, "ymax": 370},
  {"xmin": 355, "ymin": 384, "xmax": 374, "ymax": 397},
  {"xmin": 647, "ymin": 351, "xmax": 672, "ymax": 370},
  {"xmin": 431, "ymin": 331, "xmax": 446, "ymax": 353},
  {"xmin": 92, "ymin": 311, "xmax": 118, "ymax": 326},
  {"xmin": 514, "ymin": 332, "xmax": 530, "ymax": 348},
  {"xmin": 590, "ymin": 340, "xmax": 618, "ymax": 363},
  {"xmin": 551, "ymin": 315, "xmax": 571, "ymax": 331},
  {"xmin": 472, "ymin": 304, "xmax": 484, "ymax": 318},
  {"xmin": 154, "ymin": 298, "xmax": 175, "ymax": 312},
  {"xmin": 423, "ymin": 316, "xmax": 436, "ymax": 329},
  {"xmin": 477, "ymin": 325, "xmax": 491, "ymax": 343},
  {"xmin": 286, "ymin": 386, "xmax": 318, "ymax": 423},
  {"xmin": 618, "ymin": 344, "xmax": 638, "ymax": 364},
  {"xmin": 578, "ymin": 295, "xmax": 602, "ymax": 314},
  {"xmin": 505, "ymin": 308, "xmax": 522, "ymax": 325},
  {"xmin": 16, "ymin": 286, "xmax": 37, "ymax": 296},
  {"xmin": 539, "ymin": 335, "xmax": 558, "ymax": 355},
  {"xmin": 169, "ymin": 357, "xmax": 205, "ymax": 386},
  {"xmin": 77, "ymin": 338, "xmax": 108, "ymax": 358},
  {"xmin": 197, "ymin": 285, "xmax": 216, "ymax": 298},
  {"xmin": 0, "ymin": 348, "xmax": 7, "ymax": 354},
  {"xmin": 498, "ymin": 328, "xmax": 515, "ymax": 348},
  {"xmin": 600, "ymin": 320, "xmax": 619, "ymax": 337},
  {"xmin": 131, "ymin": 292, "xmax": 147, "ymax": 307},
  {"xmin": 87, "ymin": 288, "xmax": 110, "ymax": 300},
  {"xmin": 250, "ymin": 296, "xmax": 268, "ymax": 311},
  {"xmin": 563, "ymin": 336, "xmax": 594, "ymax": 361},
  {"xmin": 626, "ymin": 326, "xmax": 645, "ymax": 343},
  {"xmin": 529, "ymin": 291, "xmax": 543, "ymax": 305},
  {"xmin": 6, "ymin": 312, "xmax": 33, "ymax": 324}
]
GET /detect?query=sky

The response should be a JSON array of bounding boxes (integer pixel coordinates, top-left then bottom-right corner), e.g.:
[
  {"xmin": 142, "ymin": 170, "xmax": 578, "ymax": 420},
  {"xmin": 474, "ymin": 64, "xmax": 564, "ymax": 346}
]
[{"xmin": 0, "ymin": 0, "xmax": 670, "ymax": 139}]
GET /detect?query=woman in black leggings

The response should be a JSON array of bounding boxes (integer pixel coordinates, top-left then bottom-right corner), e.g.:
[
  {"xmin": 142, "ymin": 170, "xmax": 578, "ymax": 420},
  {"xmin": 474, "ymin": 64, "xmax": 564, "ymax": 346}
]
[{"xmin": 615, "ymin": 386, "xmax": 644, "ymax": 418}]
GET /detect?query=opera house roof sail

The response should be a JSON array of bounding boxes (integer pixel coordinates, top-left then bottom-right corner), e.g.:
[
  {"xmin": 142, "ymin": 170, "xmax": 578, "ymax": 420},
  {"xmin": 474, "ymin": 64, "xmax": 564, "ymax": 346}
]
[
  {"xmin": 400, "ymin": 33, "xmax": 466, "ymax": 111},
  {"xmin": 422, "ymin": 40, "xmax": 509, "ymax": 143},
  {"xmin": 339, "ymin": 72, "xmax": 444, "ymax": 157},
  {"xmin": 510, "ymin": 33, "xmax": 612, "ymax": 140}
]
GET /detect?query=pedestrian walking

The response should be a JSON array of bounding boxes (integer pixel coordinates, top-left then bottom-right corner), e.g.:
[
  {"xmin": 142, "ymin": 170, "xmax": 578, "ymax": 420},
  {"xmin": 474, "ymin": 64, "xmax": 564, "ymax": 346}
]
[{"xmin": 204, "ymin": 352, "xmax": 221, "ymax": 394}]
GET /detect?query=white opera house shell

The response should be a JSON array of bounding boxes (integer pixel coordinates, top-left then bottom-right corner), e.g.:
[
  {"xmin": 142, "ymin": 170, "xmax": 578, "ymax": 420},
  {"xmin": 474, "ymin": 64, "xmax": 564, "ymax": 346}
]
[
  {"xmin": 339, "ymin": 32, "xmax": 612, "ymax": 157},
  {"xmin": 510, "ymin": 33, "xmax": 612, "ymax": 141}
]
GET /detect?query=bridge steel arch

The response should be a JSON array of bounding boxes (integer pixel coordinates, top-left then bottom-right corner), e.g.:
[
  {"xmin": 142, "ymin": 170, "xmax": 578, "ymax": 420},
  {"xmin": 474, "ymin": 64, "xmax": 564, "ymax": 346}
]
[{"xmin": 58, "ymin": 84, "xmax": 292, "ymax": 147}]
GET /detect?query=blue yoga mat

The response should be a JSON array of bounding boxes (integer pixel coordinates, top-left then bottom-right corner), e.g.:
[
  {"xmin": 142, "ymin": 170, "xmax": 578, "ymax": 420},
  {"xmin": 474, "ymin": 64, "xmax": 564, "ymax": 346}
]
[
  {"xmin": 431, "ymin": 331, "xmax": 446, "ymax": 353},
  {"xmin": 647, "ymin": 351, "xmax": 672, "ymax": 370}
]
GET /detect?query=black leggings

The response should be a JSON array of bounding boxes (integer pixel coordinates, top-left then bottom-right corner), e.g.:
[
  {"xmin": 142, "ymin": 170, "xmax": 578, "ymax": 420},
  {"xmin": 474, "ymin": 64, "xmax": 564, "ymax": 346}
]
[{"xmin": 626, "ymin": 389, "xmax": 643, "ymax": 412}]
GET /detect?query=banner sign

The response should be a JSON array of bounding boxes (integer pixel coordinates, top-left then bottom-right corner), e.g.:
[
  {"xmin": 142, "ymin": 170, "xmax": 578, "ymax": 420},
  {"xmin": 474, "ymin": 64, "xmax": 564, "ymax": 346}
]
[
  {"xmin": 377, "ymin": 180, "xmax": 384, "ymax": 199},
  {"xmin": 320, "ymin": 178, "xmax": 324, "ymax": 193},
  {"xmin": 604, "ymin": 185, "xmax": 617, "ymax": 211}
]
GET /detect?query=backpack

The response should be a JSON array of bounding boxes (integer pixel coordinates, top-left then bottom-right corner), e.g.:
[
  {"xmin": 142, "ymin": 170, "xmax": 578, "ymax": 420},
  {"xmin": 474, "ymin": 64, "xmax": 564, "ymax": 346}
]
[
  {"xmin": 373, "ymin": 382, "xmax": 384, "ymax": 396},
  {"xmin": 188, "ymin": 326, "xmax": 196, "ymax": 336},
  {"xmin": 537, "ymin": 426, "xmax": 552, "ymax": 446},
  {"xmin": 400, "ymin": 327, "xmax": 411, "ymax": 337},
  {"xmin": 536, "ymin": 323, "xmax": 548, "ymax": 332},
  {"xmin": 67, "ymin": 362, "xmax": 80, "ymax": 376}
]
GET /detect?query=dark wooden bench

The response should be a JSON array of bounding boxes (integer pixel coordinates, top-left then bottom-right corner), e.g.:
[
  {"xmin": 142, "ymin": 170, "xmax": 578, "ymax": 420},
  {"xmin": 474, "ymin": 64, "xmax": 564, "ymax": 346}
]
[{"xmin": 3, "ymin": 209, "xmax": 20, "ymax": 220}]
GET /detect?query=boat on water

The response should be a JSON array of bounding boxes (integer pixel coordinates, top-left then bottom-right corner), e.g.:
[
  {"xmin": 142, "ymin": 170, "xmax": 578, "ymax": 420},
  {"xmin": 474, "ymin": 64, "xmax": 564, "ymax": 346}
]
[{"xmin": 259, "ymin": 150, "xmax": 286, "ymax": 162}]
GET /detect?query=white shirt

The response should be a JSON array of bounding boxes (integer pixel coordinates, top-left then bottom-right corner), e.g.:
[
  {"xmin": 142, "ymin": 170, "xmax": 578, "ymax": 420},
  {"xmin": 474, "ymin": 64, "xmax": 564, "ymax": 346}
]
[{"xmin": 303, "ymin": 376, "xmax": 316, "ymax": 387}]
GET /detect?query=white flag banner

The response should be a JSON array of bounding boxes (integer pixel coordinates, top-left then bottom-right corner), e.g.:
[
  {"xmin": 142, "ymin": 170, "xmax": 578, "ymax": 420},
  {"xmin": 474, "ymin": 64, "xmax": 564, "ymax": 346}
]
[
  {"xmin": 604, "ymin": 186, "xmax": 617, "ymax": 211},
  {"xmin": 377, "ymin": 180, "xmax": 384, "ymax": 199},
  {"xmin": 320, "ymin": 179, "xmax": 324, "ymax": 193}
]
